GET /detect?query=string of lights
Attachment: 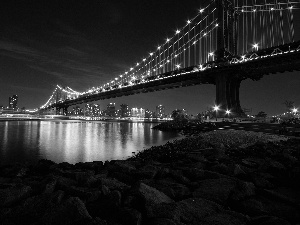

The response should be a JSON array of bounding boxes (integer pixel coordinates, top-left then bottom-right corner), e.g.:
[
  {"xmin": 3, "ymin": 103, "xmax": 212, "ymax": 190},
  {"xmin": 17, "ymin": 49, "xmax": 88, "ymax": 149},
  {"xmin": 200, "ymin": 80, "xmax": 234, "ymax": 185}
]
[{"xmin": 39, "ymin": 0, "xmax": 300, "ymax": 110}]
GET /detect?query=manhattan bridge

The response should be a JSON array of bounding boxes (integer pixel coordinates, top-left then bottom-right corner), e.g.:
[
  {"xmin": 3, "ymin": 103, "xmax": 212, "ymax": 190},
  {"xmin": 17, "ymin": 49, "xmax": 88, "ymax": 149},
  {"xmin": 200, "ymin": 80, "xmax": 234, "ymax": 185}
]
[{"xmin": 39, "ymin": 0, "xmax": 300, "ymax": 116}]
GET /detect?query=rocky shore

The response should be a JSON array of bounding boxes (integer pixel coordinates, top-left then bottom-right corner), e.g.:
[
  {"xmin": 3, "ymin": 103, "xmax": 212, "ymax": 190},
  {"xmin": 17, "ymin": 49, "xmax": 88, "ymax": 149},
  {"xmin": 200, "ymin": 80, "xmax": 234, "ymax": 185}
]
[{"xmin": 0, "ymin": 130, "xmax": 299, "ymax": 225}]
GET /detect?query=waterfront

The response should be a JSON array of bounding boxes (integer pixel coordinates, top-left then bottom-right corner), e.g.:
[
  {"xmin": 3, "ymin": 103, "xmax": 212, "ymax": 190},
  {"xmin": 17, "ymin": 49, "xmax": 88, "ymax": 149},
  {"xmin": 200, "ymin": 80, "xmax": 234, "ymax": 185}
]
[{"xmin": 0, "ymin": 120, "xmax": 181, "ymax": 165}]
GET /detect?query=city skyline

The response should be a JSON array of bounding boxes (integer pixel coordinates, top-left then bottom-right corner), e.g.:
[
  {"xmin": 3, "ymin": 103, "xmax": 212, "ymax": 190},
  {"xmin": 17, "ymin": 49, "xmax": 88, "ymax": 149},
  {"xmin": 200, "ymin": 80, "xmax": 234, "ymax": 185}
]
[{"xmin": 0, "ymin": 0, "xmax": 299, "ymax": 116}]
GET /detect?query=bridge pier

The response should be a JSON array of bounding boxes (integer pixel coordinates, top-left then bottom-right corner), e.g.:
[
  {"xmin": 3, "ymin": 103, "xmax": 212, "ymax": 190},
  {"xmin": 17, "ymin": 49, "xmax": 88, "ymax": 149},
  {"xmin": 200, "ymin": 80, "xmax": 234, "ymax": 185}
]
[
  {"xmin": 215, "ymin": 74, "xmax": 243, "ymax": 116},
  {"xmin": 63, "ymin": 106, "xmax": 68, "ymax": 116}
]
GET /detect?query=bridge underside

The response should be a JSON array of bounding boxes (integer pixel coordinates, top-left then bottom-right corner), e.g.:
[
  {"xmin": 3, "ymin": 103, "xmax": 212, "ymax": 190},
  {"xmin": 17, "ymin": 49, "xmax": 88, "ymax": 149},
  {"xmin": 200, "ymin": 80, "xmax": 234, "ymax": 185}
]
[{"xmin": 43, "ymin": 48, "xmax": 300, "ymax": 116}]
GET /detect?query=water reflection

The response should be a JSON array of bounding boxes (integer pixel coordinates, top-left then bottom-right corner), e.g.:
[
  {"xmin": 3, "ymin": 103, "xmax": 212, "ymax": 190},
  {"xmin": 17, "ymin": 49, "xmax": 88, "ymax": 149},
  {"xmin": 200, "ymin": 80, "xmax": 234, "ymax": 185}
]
[{"xmin": 0, "ymin": 121, "xmax": 180, "ymax": 165}]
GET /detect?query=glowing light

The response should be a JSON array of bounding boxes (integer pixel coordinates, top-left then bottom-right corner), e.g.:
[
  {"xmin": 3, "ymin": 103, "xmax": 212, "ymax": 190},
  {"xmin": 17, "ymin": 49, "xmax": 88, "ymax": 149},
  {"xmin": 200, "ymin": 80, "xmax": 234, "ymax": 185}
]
[
  {"xmin": 271, "ymin": 8, "xmax": 274, "ymax": 11},
  {"xmin": 143, "ymin": 58, "xmax": 146, "ymax": 61},
  {"xmin": 136, "ymin": 63, "xmax": 139, "ymax": 66},
  {"xmin": 176, "ymin": 29, "xmax": 180, "ymax": 34},
  {"xmin": 187, "ymin": 20, "xmax": 191, "ymax": 24},
  {"xmin": 289, "ymin": 6, "xmax": 293, "ymax": 10},
  {"xmin": 175, "ymin": 64, "xmax": 181, "ymax": 69},
  {"xmin": 225, "ymin": 109, "xmax": 231, "ymax": 115},
  {"xmin": 252, "ymin": 43, "xmax": 259, "ymax": 51},
  {"xmin": 157, "ymin": 46, "xmax": 161, "ymax": 50},
  {"xmin": 130, "ymin": 67, "xmax": 134, "ymax": 71},
  {"xmin": 120, "ymin": 75, "xmax": 123, "ymax": 78},
  {"xmin": 241, "ymin": 55, "xmax": 246, "ymax": 60},
  {"xmin": 115, "ymin": 78, "xmax": 118, "ymax": 80},
  {"xmin": 253, "ymin": 9, "xmax": 256, "ymax": 12},
  {"xmin": 167, "ymin": 60, "xmax": 170, "ymax": 63},
  {"xmin": 166, "ymin": 38, "xmax": 170, "ymax": 43},
  {"xmin": 175, "ymin": 54, "xmax": 178, "ymax": 58},
  {"xmin": 213, "ymin": 105, "xmax": 220, "ymax": 111},
  {"xmin": 150, "ymin": 52, "xmax": 154, "ymax": 56},
  {"xmin": 208, "ymin": 52, "xmax": 214, "ymax": 57},
  {"xmin": 199, "ymin": 8, "xmax": 204, "ymax": 13},
  {"xmin": 215, "ymin": 23, "xmax": 219, "ymax": 27},
  {"xmin": 203, "ymin": 33, "xmax": 207, "ymax": 36},
  {"xmin": 125, "ymin": 72, "xmax": 128, "ymax": 74},
  {"xmin": 193, "ymin": 41, "xmax": 196, "ymax": 45},
  {"xmin": 292, "ymin": 108, "xmax": 298, "ymax": 113}
]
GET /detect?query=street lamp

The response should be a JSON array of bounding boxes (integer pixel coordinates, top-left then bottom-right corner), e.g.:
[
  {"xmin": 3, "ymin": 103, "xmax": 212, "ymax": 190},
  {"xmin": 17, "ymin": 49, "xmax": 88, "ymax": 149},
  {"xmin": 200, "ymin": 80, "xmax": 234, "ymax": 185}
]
[
  {"xmin": 252, "ymin": 43, "xmax": 258, "ymax": 51},
  {"xmin": 292, "ymin": 108, "xmax": 298, "ymax": 114},
  {"xmin": 213, "ymin": 105, "xmax": 220, "ymax": 121},
  {"xmin": 225, "ymin": 109, "xmax": 231, "ymax": 119}
]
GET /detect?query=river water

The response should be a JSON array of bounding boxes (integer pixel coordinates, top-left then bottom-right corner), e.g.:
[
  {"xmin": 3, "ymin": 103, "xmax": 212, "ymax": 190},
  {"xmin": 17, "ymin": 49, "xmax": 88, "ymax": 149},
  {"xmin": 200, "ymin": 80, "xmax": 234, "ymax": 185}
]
[{"xmin": 0, "ymin": 120, "xmax": 181, "ymax": 165}]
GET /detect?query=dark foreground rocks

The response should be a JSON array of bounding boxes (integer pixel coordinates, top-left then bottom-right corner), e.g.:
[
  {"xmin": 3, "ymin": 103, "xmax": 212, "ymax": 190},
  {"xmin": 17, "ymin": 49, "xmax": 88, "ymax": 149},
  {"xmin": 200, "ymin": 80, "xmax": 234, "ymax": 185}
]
[{"xmin": 0, "ymin": 132, "xmax": 299, "ymax": 225}]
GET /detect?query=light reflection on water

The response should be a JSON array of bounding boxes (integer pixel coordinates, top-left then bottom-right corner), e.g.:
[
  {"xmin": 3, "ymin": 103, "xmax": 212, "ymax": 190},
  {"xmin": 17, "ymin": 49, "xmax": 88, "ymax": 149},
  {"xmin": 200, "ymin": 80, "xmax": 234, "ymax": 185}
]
[{"xmin": 0, "ymin": 120, "xmax": 181, "ymax": 165}]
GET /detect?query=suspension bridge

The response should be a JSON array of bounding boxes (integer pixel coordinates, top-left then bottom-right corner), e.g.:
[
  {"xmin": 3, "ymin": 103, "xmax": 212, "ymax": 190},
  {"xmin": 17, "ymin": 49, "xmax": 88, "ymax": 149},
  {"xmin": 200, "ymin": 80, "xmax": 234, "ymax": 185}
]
[{"xmin": 39, "ymin": 0, "xmax": 300, "ymax": 116}]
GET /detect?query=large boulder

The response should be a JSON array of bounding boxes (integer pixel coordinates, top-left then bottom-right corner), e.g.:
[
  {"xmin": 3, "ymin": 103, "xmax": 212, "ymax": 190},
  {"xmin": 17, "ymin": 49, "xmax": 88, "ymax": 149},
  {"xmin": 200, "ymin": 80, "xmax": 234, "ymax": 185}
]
[
  {"xmin": 134, "ymin": 182, "xmax": 174, "ymax": 217},
  {"xmin": 192, "ymin": 178, "xmax": 236, "ymax": 205},
  {"xmin": 0, "ymin": 183, "xmax": 32, "ymax": 207}
]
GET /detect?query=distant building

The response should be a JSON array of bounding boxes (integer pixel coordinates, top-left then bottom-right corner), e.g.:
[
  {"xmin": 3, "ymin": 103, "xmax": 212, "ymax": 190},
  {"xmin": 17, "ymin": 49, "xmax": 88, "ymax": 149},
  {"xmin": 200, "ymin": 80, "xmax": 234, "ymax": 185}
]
[
  {"xmin": 9, "ymin": 95, "xmax": 18, "ymax": 109},
  {"xmin": 106, "ymin": 103, "xmax": 116, "ymax": 117},
  {"xmin": 131, "ymin": 107, "xmax": 145, "ymax": 118},
  {"xmin": 156, "ymin": 105, "xmax": 165, "ymax": 118},
  {"xmin": 145, "ymin": 109, "xmax": 154, "ymax": 118},
  {"xmin": 93, "ymin": 104, "xmax": 101, "ymax": 117},
  {"xmin": 72, "ymin": 106, "xmax": 83, "ymax": 116},
  {"xmin": 120, "ymin": 104, "xmax": 130, "ymax": 117}
]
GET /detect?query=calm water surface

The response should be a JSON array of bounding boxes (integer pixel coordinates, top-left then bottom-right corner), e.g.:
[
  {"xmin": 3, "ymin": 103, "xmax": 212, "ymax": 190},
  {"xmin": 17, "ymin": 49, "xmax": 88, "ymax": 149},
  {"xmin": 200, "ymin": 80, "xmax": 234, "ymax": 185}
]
[{"xmin": 0, "ymin": 120, "xmax": 181, "ymax": 165}]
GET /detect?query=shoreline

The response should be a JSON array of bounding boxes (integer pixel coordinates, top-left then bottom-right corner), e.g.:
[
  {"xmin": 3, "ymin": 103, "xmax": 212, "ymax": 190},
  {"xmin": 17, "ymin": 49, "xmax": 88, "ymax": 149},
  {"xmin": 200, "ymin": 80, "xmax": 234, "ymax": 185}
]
[{"xmin": 0, "ymin": 130, "xmax": 299, "ymax": 224}]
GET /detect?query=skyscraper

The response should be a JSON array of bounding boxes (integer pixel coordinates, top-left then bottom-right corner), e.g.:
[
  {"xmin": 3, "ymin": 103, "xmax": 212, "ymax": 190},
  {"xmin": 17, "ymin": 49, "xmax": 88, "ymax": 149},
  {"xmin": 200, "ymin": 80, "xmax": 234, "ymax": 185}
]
[
  {"xmin": 9, "ymin": 95, "xmax": 18, "ymax": 109},
  {"xmin": 120, "ymin": 104, "xmax": 130, "ymax": 117},
  {"xmin": 106, "ymin": 103, "xmax": 116, "ymax": 117},
  {"xmin": 156, "ymin": 105, "xmax": 165, "ymax": 118}
]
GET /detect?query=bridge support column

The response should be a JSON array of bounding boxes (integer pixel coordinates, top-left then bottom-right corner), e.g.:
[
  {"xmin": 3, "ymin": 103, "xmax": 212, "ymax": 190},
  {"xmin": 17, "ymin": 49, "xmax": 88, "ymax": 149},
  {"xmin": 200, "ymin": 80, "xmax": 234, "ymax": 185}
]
[
  {"xmin": 215, "ymin": 74, "xmax": 243, "ymax": 116},
  {"xmin": 215, "ymin": 74, "xmax": 229, "ymax": 110},
  {"xmin": 56, "ymin": 107, "xmax": 61, "ymax": 115},
  {"xmin": 63, "ymin": 106, "xmax": 68, "ymax": 116}
]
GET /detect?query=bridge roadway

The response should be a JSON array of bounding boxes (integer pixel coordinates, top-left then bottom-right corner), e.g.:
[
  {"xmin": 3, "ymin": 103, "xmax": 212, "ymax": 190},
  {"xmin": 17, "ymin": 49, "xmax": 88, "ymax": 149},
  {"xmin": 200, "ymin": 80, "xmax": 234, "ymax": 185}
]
[{"xmin": 48, "ymin": 41, "xmax": 300, "ymax": 109}]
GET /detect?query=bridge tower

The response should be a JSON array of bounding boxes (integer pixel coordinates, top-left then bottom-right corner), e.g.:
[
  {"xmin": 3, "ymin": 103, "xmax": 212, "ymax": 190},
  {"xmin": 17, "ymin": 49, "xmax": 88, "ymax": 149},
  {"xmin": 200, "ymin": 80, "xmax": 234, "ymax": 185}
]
[{"xmin": 214, "ymin": 0, "xmax": 243, "ymax": 115}]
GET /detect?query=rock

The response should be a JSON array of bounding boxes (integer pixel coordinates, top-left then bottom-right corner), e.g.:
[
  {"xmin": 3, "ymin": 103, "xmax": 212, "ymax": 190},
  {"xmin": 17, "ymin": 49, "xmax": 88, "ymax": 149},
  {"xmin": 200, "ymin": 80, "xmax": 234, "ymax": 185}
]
[
  {"xmin": 134, "ymin": 182, "xmax": 174, "ymax": 217},
  {"xmin": 240, "ymin": 198, "xmax": 266, "ymax": 216},
  {"xmin": 118, "ymin": 207, "xmax": 142, "ymax": 225},
  {"xmin": 0, "ymin": 191, "xmax": 65, "ymax": 225},
  {"xmin": 230, "ymin": 181, "xmax": 256, "ymax": 201},
  {"xmin": 182, "ymin": 168, "xmax": 223, "ymax": 181},
  {"xmin": 101, "ymin": 185, "xmax": 111, "ymax": 196},
  {"xmin": 37, "ymin": 197, "xmax": 93, "ymax": 225},
  {"xmin": 56, "ymin": 176, "xmax": 77, "ymax": 192},
  {"xmin": 154, "ymin": 179, "xmax": 191, "ymax": 201},
  {"xmin": 135, "ymin": 165, "xmax": 159, "ymax": 179},
  {"xmin": 110, "ymin": 172, "xmax": 136, "ymax": 185},
  {"xmin": 109, "ymin": 190, "xmax": 122, "ymax": 207},
  {"xmin": 152, "ymin": 198, "xmax": 248, "ymax": 225},
  {"xmin": 262, "ymin": 158, "xmax": 286, "ymax": 174},
  {"xmin": 100, "ymin": 178, "xmax": 130, "ymax": 192},
  {"xmin": 112, "ymin": 161, "xmax": 136, "ymax": 174},
  {"xmin": 233, "ymin": 164, "xmax": 246, "ymax": 177},
  {"xmin": 0, "ymin": 183, "xmax": 32, "ymax": 207},
  {"xmin": 75, "ymin": 171, "xmax": 95, "ymax": 186},
  {"xmin": 169, "ymin": 170, "xmax": 191, "ymax": 185},
  {"xmin": 193, "ymin": 178, "xmax": 236, "ymax": 205},
  {"xmin": 210, "ymin": 163, "xmax": 230, "ymax": 175},
  {"xmin": 145, "ymin": 218, "xmax": 178, "ymax": 225},
  {"xmin": 43, "ymin": 176, "xmax": 58, "ymax": 194},
  {"xmin": 249, "ymin": 215, "xmax": 291, "ymax": 225},
  {"xmin": 67, "ymin": 186, "xmax": 101, "ymax": 202},
  {"xmin": 33, "ymin": 159, "xmax": 56, "ymax": 174},
  {"xmin": 251, "ymin": 174, "xmax": 274, "ymax": 189}
]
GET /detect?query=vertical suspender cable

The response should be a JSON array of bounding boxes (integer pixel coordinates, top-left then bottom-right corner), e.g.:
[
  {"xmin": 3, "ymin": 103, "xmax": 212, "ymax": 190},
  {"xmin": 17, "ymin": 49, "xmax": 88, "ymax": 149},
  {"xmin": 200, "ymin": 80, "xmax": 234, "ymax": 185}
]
[
  {"xmin": 290, "ymin": 7, "xmax": 294, "ymax": 42},
  {"xmin": 280, "ymin": 6, "xmax": 284, "ymax": 44}
]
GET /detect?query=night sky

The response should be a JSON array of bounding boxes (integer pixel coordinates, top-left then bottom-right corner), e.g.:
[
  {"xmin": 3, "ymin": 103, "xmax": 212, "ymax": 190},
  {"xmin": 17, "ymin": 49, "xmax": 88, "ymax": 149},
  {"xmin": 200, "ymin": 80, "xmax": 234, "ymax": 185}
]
[{"xmin": 0, "ymin": 0, "xmax": 299, "ymax": 116}]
